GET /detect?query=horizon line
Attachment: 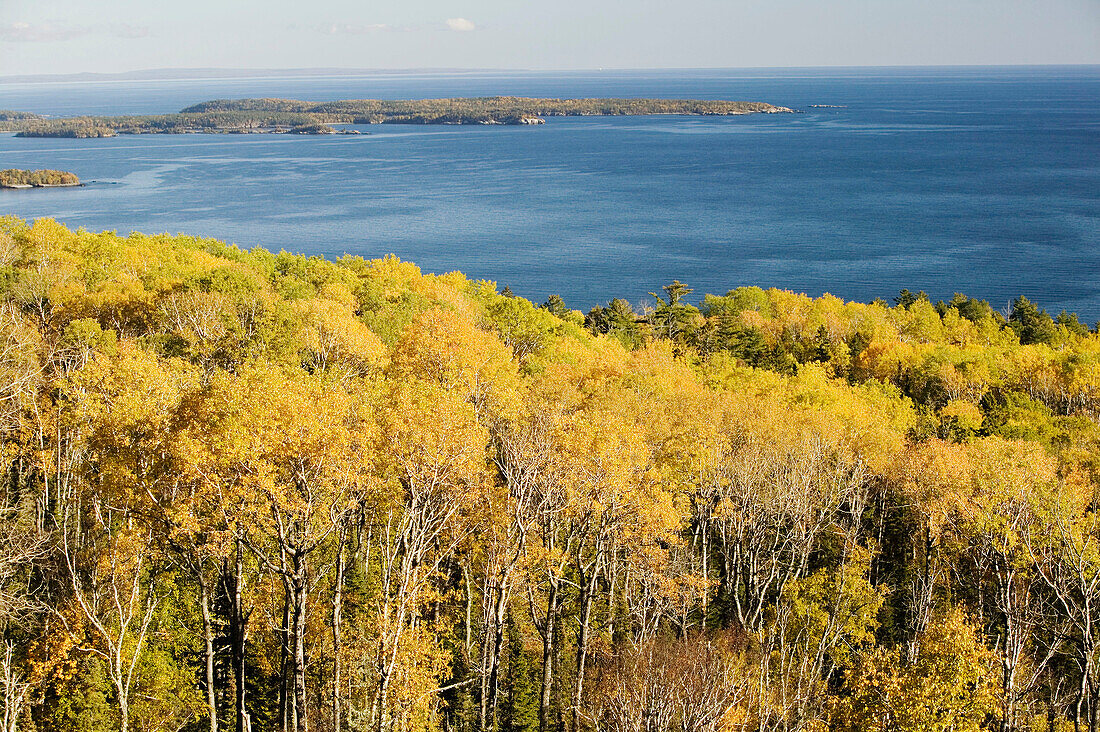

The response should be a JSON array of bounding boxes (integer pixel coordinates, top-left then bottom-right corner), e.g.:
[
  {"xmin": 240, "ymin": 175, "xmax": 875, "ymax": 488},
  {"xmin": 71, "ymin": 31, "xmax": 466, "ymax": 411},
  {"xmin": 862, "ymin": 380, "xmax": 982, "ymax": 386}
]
[{"xmin": 3, "ymin": 62, "xmax": 1099, "ymax": 85}]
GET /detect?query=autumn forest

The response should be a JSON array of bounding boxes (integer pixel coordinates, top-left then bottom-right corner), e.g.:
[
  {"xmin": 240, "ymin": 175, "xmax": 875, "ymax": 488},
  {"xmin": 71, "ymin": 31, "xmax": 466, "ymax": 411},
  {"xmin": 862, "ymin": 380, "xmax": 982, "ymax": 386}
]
[{"xmin": 3, "ymin": 217, "xmax": 1100, "ymax": 732}]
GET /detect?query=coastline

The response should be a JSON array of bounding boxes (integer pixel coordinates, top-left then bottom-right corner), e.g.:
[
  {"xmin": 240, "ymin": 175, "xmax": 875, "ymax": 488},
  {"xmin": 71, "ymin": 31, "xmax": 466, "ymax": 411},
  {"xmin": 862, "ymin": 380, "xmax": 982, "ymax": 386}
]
[
  {"xmin": 0, "ymin": 182, "xmax": 83, "ymax": 189},
  {"xmin": 3, "ymin": 96, "xmax": 795, "ymax": 137}
]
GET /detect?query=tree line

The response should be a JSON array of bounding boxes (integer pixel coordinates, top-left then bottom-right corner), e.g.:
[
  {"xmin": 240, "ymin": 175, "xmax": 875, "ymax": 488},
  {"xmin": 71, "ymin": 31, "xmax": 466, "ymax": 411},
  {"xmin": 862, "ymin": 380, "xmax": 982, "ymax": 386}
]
[
  {"xmin": 1, "ymin": 218, "xmax": 1100, "ymax": 732},
  {"xmin": 0, "ymin": 170, "xmax": 80, "ymax": 188},
  {"xmin": 6, "ymin": 97, "xmax": 790, "ymax": 136}
]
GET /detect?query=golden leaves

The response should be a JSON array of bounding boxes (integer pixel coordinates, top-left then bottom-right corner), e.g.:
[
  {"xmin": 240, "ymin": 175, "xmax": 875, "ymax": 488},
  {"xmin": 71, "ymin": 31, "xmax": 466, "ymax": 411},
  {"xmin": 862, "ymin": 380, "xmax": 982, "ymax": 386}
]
[
  {"xmin": 833, "ymin": 608, "xmax": 997, "ymax": 732},
  {"xmin": 389, "ymin": 307, "xmax": 521, "ymax": 421},
  {"xmin": 380, "ymin": 380, "xmax": 491, "ymax": 507},
  {"xmin": 295, "ymin": 296, "xmax": 387, "ymax": 378}
]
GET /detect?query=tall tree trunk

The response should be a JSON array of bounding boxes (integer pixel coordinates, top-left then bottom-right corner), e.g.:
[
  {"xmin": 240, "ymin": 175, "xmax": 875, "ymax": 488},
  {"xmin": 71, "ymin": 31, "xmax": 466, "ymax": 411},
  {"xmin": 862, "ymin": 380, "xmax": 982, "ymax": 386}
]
[
  {"xmin": 376, "ymin": 668, "xmax": 390, "ymax": 732},
  {"xmin": 486, "ymin": 583, "xmax": 509, "ymax": 732},
  {"xmin": 200, "ymin": 574, "xmax": 219, "ymax": 732},
  {"xmin": 1089, "ymin": 652, "xmax": 1099, "ymax": 732},
  {"xmin": 606, "ymin": 559, "xmax": 617, "ymax": 644},
  {"xmin": 998, "ymin": 560, "xmax": 1024, "ymax": 732},
  {"xmin": 1075, "ymin": 682, "xmax": 1084, "ymax": 732},
  {"xmin": 464, "ymin": 565, "xmax": 474, "ymax": 655},
  {"xmin": 280, "ymin": 578, "xmax": 292, "ymax": 732},
  {"xmin": 701, "ymin": 514, "xmax": 709, "ymax": 625},
  {"xmin": 230, "ymin": 541, "xmax": 250, "ymax": 732},
  {"xmin": 571, "ymin": 569, "xmax": 597, "ymax": 732},
  {"xmin": 332, "ymin": 531, "xmax": 346, "ymax": 732},
  {"xmin": 479, "ymin": 583, "xmax": 493, "ymax": 732},
  {"xmin": 538, "ymin": 582, "xmax": 559, "ymax": 732},
  {"xmin": 117, "ymin": 686, "xmax": 129, "ymax": 732},
  {"xmin": 293, "ymin": 550, "xmax": 309, "ymax": 732}
]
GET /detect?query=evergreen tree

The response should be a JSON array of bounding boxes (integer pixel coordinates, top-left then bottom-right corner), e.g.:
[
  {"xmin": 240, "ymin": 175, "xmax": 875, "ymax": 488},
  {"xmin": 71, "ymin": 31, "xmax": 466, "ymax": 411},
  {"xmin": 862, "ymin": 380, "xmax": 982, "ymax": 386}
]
[
  {"xmin": 1009, "ymin": 295, "xmax": 1059, "ymax": 344},
  {"xmin": 501, "ymin": 613, "xmax": 539, "ymax": 732},
  {"xmin": 540, "ymin": 294, "xmax": 570, "ymax": 319},
  {"xmin": 894, "ymin": 288, "xmax": 929, "ymax": 308}
]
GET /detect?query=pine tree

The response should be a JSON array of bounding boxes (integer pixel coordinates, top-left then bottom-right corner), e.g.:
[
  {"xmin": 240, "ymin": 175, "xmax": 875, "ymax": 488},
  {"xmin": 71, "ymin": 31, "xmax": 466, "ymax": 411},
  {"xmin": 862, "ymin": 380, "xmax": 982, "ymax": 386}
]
[{"xmin": 501, "ymin": 613, "xmax": 538, "ymax": 732}]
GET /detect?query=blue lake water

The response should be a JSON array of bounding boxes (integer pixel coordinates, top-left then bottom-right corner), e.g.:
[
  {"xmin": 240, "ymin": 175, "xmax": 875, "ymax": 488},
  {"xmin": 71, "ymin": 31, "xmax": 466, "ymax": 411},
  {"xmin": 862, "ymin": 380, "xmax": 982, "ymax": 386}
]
[{"xmin": 1, "ymin": 67, "xmax": 1098, "ymax": 320}]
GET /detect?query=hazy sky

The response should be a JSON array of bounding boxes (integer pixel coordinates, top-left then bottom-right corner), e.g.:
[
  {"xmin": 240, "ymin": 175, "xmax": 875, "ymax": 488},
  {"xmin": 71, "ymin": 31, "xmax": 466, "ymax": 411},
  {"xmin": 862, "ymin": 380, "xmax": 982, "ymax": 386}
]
[{"xmin": 2, "ymin": 0, "xmax": 1098, "ymax": 76}]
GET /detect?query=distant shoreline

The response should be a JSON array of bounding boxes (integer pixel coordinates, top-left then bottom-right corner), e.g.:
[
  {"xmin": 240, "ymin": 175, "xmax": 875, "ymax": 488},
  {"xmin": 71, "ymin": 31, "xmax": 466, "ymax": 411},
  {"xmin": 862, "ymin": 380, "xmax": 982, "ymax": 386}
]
[
  {"xmin": 1, "ymin": 96, "xmax": 794, "ymax": 137},
  {"xmin": 0, "ymin": 182, "xmax": 83, "ymax": 189}
]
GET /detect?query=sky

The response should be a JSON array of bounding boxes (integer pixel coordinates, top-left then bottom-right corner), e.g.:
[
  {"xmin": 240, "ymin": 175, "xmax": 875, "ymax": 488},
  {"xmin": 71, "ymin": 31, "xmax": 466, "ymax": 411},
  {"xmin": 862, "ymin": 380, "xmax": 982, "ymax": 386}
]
[{"xmin": 2, "ymin": 0, "xmax": 1098, "ymax": 77}]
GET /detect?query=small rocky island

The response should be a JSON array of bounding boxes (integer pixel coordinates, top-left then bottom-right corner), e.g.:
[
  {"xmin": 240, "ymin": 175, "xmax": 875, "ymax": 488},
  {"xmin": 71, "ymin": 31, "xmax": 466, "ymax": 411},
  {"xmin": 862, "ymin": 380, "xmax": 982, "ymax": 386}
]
[
  {"xmin": 1, "ymin": 97, "xmax": 793, "ymax": 137},
  {"xmin": 0, "ymin": 169, "xmax": 81, "ymax": 188}
]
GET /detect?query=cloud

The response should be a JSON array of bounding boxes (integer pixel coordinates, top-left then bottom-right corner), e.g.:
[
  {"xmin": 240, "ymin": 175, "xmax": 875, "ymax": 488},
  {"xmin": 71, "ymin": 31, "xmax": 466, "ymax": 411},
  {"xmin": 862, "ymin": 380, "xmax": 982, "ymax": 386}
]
[
  {"xmin": 0, "ymin": 21, "xmax": 151, "ymax": 42},
  {"xmin": 0, "ymin": 22, "xmax": 90, "ymax": 42},
  {"xmin": 444, "ymin": 17, "xmax": 476, "ymax": 32}
]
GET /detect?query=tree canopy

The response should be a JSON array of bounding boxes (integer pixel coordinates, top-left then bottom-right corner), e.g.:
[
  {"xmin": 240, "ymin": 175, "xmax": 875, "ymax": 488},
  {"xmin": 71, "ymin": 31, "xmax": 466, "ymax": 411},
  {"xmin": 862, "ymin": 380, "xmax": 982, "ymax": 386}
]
[{"xmin": 1, "ymin": 216, "xmax": 1099, "ymax": 732}]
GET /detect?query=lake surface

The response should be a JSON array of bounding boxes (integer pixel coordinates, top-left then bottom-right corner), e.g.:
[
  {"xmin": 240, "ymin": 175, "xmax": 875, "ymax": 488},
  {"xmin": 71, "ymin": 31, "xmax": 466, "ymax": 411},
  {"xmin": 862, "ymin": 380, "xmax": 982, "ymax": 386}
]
[{"xmin": 1, "ymin": 67, "xmax": 1098, "ymax": 320}]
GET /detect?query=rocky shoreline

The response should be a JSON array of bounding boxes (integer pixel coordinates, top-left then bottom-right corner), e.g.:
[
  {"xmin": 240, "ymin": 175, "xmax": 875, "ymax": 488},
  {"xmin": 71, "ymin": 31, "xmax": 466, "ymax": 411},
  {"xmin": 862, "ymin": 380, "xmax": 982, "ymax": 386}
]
[{"xmin": 1, "ymin": 182, "xmax": 83, "ymax": 189}]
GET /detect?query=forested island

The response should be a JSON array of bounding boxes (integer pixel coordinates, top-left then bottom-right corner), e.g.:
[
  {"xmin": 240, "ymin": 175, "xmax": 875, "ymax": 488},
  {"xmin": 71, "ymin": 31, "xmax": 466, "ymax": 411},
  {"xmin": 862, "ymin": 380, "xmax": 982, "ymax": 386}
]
[
  {"xmin": 0, "ymin": 111, "xmax": 44, "ymax": 122},
  {"xmin": 2, "ymin": 217, "xmax": 1100, "ymax": 732},
  {"xmin": 0, "ymin": 169, "xmax": 80, "ymax": 188},
  {"xmin": 1, "ymin": 96, "xmax": 792, "ymax": 136}
]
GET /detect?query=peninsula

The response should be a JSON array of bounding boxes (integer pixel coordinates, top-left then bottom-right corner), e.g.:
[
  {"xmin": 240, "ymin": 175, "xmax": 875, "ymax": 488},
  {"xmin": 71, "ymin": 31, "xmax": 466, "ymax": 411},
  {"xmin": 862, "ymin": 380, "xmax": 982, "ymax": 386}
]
[
  {"xmin": 2, "ymin": 96, "xmax": 793, "ymax": 137},
  {"xmin": 0, "ymin": 169, "xmax": 81, "ymax": 188}
]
